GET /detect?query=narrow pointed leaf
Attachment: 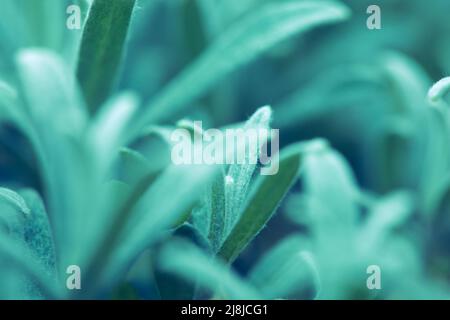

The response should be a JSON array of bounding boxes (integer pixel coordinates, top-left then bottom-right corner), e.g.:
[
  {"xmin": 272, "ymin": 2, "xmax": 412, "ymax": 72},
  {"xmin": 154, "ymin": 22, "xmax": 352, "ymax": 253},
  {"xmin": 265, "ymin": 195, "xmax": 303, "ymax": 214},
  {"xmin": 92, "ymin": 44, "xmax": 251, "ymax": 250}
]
[
  {"xmin": 218, "ymin": 143, "xmax": 302, "ymax": 262},
  {"xmin": 77, "ymin": 0, "xmax": 136, "ymax": 112},
  {"xmin": 224, "ymin": 106, "xmax": 272, "ymax": 237}
]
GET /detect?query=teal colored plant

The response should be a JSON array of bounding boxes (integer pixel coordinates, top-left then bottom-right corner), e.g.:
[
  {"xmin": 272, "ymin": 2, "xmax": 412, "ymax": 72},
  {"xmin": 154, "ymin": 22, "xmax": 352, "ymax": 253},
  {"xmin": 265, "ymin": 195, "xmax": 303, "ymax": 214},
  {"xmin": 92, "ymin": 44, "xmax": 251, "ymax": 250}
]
[{"xmin": 0, "ymin": 0, "xmax": 450, "ymax": 300}]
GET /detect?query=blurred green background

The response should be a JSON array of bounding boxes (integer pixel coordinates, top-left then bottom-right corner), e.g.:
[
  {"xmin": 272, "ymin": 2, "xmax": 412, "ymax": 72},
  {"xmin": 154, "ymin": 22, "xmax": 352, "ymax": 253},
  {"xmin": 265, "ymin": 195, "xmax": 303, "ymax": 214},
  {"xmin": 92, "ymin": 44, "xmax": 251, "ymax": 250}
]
[{"xmin": 1, "ymin": 0, "xmax": 450, "ymax": 299}]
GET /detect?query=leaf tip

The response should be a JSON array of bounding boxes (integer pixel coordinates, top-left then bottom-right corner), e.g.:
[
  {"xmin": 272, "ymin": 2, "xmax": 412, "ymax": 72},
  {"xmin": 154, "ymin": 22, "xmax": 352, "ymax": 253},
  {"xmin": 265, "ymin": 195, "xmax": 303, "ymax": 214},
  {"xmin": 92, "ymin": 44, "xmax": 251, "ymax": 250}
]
[
  {"xmin": 428, "ymin": 77, "xmax": 450, "ymax": 104},
  {"xmin": 248, "ymin": 105, "xmax": 273, "ymax": 126}
]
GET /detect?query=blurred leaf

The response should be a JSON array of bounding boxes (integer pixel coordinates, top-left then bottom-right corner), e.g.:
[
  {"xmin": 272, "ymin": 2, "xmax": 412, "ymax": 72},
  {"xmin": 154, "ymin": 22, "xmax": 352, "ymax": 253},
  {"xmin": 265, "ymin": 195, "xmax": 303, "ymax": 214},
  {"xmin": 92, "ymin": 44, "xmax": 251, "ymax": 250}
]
[
  {"xmin": 133, "ymin": 0, "xmax": 350, "ymax": 135},
  {"xmin": 89, "ymin": 92, "xmax": 139, "ymax": 169},
  {"xmin": 17, "ymin": 49, "xmax": 88, "ymax": 136},
  {"xmin": 84, "ymin": 163, "xmax": 218, "ymax": 295},
  {"xmin": 16, "ymin": 49, "xmax": 98, "ymax": 271},
  {"xmin": 158, "ymin": 239, "xmax": 260, "ymax": 299},
  {"xmin": 0, "ymin": 188, "xmax": 56, "ymax": 292},
  {"xmin": 0, "ymin": 231, "xmax": 60, "ymax": 299},
  {"xmin": 19, "ymin": 0, "xmax": 67, "ymax": 50},
  {"xmin": 248, "ymin": 234, "xmax": 319, "ymax": 299},
  {"xmin": 19, "ymin": 189, "xmax": 56, "ymax": 275},
  {"xmin": 380, "ymin": 51, "xmax": 431, "ymax": 113},
  {"xmin": 301, "ymin": 139, "xmax": 358, "ymax": 239},
  {"xmin": 420, "ymin": 105, "xmax": 450, "ymax": 214},
  {"xmin": 117, "ymin": 147, "xmax": 153, "ymax": 185},
  {"xmin": 276, "ymin": 63, "xmax": 383, "ymax": 128},
  {"xmin": 154, "ymin": 223, "xmax": 211, "ymax": 300},
  {"xmin": 359, "ymin": 191, "xmax": 414, "ymax": 251},
  {"xmin": 376, "ymin": 117, "xmax": 415, "ymax": 192}
]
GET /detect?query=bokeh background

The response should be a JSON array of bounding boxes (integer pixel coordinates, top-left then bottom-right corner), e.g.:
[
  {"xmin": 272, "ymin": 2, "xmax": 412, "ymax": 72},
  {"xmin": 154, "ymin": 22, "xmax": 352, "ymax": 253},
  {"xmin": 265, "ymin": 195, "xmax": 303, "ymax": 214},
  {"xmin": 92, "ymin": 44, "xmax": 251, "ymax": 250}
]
[{"xmin": 1, "ymin": 0, "xmax": 450, "ymax": 299}]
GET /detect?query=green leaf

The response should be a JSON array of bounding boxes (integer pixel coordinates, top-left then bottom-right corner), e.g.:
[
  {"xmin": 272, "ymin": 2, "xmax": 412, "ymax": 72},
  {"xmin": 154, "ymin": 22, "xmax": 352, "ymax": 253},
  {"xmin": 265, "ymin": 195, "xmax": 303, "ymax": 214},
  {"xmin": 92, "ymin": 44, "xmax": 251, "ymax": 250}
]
[
  {"xmin": 82, "ymin": 163, "xmax": 218, "ymax": 295},
  {"xmin": 20, "ymin": 0, "xmax": 67, "ymax": 49},
  {"xmin": 158, "ymin": 239, "xmax": 261, "ymax": 299},
  {"xmin": 0, "ymin": 0, "xmax": 79, "ymax": 62},
  {"xmin": 0, "ymin": 232, "xmax": 61, "ymax": 299},
  {"xmin": 0, "ymin": 80, "xmax": 19, "ymax": 121},
  {"xmin": 154, "ymin": 223, "xmax": 211, "ymax": 300},
  {"xmin": 16, "ymin": 49, "xmax": 99, "ymax": 271},
  {"xmin": 275, "ymin": 63, "xmax": 383, "ymax": 128},
  {"xmin": 359, "ymin": 191, "xmax": 414, "ymax": 251},
  {"xmin": 132, "ymin": 0, "xmax": 350, "ymax": 136},
  {"xmin": 17, "ymin": 49, "xmax": 88, "ymax": 137},
  {"xmin": 223, "ymin": 106, "xmax": 272, "ymax": 237},
  {"xmin": 180, "ymin": 0, "xmax": 209, "ymax": 61},
  {"xmin": 196, "ymin": 107, "xmax": 274, "ymax": 253},
  {"xmin": 205, "ymin": 169, "xmax": 227, "ymax": 253},
  {"xmin": 76, "ymin": 0, "xmax": 136, "ymax": 113},
  {"xmin": 248, "ymin": 234, "xmax": 319, "ymax": 299},
  {"xmin": 117, "ymin": 147, "xmax": 153, "ymax": 185},
  {"xmin": 380, "ymin": 51, "xmax": 431, "ymax": 113},
  {"xmin": 421, "ymin": 105, "xmax": 450, "ymax": 215},
  {"xmin": 20, "ymin": 189, "xmax": 57, "ymax": 276},
  {"xmin": 301, "ymin": 139, "xmax": 359, "ymax": 239},
  {"xmin": 376, "ymin": 117, "xmax": 416, "ymax": 193},
  {"xmin": 218, "ymin": 142, "xmax": 303, "ymax": 263},
  {"xmin": 0, "ymin": 189, "xmax": 27, "ymax": 239},
  {"xmin": 0, "ymin": 188, "xmax": 57, "ymax": 296},
  {"xmin": 372, "ymin": 54, "xmax": 450, "ymax": 213},
  {"xmin": 0, "ymin": 80, "xmax": 44, "ymax": 167},
  {"xmin": 89, "ymin": 92, "xmax": 139, "ymax": 169}
]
